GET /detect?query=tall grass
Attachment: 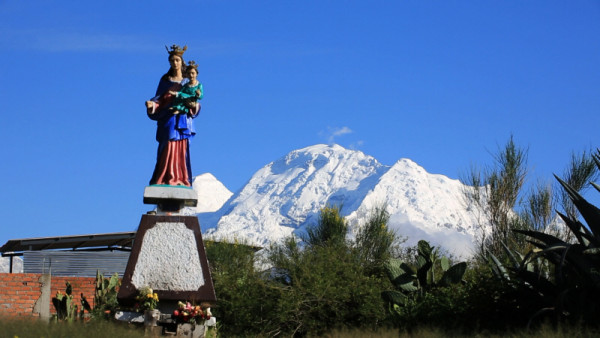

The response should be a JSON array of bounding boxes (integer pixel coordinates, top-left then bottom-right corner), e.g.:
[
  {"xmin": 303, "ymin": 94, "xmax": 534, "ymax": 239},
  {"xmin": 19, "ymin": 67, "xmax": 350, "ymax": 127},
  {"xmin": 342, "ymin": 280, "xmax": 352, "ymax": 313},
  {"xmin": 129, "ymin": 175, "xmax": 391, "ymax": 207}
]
[
  {"xmin": 325, "ymin": 323, "xmax": 600, "ymax": 338},
  {"xmin": 0, "ymin": 317, "xmax": 145, "ymax": 338}
]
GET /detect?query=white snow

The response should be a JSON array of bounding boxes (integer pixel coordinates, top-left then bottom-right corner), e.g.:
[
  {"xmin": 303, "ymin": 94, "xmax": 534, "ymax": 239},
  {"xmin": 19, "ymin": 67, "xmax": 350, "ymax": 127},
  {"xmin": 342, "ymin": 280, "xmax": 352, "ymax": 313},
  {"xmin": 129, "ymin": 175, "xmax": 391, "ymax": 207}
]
[
  {"xmin": 0, "ymin": 256, "xmax": 23, "ymax": 273},
  {"xmin": 197, "ymin": 144, "xmax": 485, "ymax": 258},
  {"xmin": 192, "ymin": 173, "xmax": 233, "ymax": 213}
]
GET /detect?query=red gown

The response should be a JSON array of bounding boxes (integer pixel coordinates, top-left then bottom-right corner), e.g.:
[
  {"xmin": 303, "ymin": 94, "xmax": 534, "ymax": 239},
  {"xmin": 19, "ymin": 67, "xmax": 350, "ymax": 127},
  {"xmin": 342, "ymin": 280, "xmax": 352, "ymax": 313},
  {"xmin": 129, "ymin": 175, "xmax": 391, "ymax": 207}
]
[{"xmin": 147, "ymin": 77, "xmax": 200, "ymax": 187}]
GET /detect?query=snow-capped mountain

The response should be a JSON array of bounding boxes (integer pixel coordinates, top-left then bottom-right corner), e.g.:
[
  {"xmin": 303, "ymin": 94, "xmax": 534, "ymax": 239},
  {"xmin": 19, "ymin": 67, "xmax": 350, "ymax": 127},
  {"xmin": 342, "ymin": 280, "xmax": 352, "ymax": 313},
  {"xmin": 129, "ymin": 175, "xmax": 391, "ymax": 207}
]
[
  {"xmin": 0, "ymin": 256, "xmax": 22, "ymax": 273},
  {"xmin": 199, "ymin": 144, "xmax": 483, "ymax": 258},
  {"xmin": 192, "ymin": 173, "xmax": 233, "ymax": 213},
  {"xmin": 344, "ymin": 158, "xmax": 482, "ymax": 257}
]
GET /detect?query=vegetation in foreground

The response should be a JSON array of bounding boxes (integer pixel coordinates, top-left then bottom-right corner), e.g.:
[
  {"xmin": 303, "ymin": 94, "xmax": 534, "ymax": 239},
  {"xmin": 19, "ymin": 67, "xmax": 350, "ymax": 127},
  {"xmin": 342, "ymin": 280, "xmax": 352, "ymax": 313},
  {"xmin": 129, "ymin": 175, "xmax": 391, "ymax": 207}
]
[
  {"xmin": 2, "ymin": 316, "xmax": 600, "ymax": 338},
  {"xmin": 0, "ymin": 316, "xmax": 145, "ymax": 338}
]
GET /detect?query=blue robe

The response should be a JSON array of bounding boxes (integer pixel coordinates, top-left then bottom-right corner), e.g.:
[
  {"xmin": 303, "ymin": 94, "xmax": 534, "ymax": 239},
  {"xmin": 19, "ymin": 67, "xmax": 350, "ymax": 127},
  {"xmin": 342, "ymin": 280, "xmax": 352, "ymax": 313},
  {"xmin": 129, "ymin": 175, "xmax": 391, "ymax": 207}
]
[{"xmin": 147, "ymin": 77, "xmax": 199, "ymax": 186}]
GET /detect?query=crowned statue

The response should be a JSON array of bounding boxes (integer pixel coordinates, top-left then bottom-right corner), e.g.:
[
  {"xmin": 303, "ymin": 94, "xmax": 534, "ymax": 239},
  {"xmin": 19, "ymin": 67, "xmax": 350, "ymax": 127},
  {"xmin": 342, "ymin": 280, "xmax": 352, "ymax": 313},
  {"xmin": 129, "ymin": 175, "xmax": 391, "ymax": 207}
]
[{"xmin": 145, "ymin": 44, "xmax": 203, "ymax": 188}]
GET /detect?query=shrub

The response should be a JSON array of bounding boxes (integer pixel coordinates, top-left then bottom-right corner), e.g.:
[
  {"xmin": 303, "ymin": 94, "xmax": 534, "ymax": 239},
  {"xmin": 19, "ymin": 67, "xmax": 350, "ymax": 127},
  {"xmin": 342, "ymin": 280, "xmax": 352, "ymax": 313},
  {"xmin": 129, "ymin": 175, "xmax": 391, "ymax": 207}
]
[
  {"xmin": 205, "ymin": 240, "xmax": 280, "ymax": 336},
  {"xmin": 268, "ymin": 240, "xmax": 390, "ymax": 336}
]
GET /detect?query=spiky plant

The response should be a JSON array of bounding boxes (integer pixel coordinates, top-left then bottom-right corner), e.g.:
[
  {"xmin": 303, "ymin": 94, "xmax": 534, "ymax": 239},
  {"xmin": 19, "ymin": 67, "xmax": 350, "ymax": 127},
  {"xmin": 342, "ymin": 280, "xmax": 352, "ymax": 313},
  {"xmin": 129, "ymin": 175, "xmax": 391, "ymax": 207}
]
[{"xmin": 489, "ymin": 150, "xmax": 600, "ymax": 327}]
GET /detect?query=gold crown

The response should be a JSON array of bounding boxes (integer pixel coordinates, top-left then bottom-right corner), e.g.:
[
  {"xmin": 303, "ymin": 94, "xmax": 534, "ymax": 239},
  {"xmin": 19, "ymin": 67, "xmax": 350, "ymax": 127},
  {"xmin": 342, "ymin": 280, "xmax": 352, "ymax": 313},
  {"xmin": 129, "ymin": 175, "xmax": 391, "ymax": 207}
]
[
  {"xmin": 187, "ymin": 60, "xmax": 198, "ymax": 71},
  {"xmin": 165, "ymin": 44, "xmax": 187, "ymax": 56}
]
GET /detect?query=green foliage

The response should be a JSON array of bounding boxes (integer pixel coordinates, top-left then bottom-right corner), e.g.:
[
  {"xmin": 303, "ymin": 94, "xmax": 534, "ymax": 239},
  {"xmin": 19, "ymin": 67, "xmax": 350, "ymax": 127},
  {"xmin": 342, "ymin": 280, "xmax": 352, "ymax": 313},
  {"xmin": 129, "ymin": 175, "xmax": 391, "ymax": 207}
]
[
  {"xmin": 382, "ymin": 240, "xmax": 466, "ymax": 311},
  {"xmin": 462, "ymin": 138, "xmax": 599, "ymax": 267},
  {"xmin": 205, "ymin": 206, "xmax": 397, "ymax": 336},
  {"xmin": 268, "ymin": 205, "xmax": 397, "ymax": 335},
  {"xmin": 92, "ymin": 270, "xmax": 120, "ymax": 319},
  {"xmin": 355, "ymin": 206, "xmax": 397, "ymax": 275},
  {"xmin": 486, "ymin": 152, "xmax": 600, "ymax": 327},
  {"xmin": 51, "ymin": 274, "xmax": 120, "ymax": 323},
  {"xmin": 268, "ymin": 238, "xmax": 390, "ymax": 336},
  {"xmin": 462, "ymin": 136, "xmax": 529, "ymax": 262},
  {"xmin": 381, "ymin": 258, "xmax": 553, "ymax": 334},
  {"xmin": 558, "ymin": 149, "xmax": 600, "ymax": 220},
  {"xmin": 521, "ymin": 181, "xmax": 554, "ymax": 232},
  {"xmin": 303, "ymin": 205, "xmax": 348, "ymax": 247},
  {"xmin": 205, "ymin": 240, "xmax": 280, "ymax": 336}
]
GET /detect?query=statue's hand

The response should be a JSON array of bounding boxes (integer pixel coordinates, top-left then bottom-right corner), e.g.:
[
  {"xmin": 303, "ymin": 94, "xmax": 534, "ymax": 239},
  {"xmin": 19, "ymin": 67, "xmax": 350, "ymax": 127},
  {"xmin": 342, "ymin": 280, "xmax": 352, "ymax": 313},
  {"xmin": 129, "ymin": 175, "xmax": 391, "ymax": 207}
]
[{"xmin": 145, "ymin": 101, "xmax": 155, "ymax": 114}]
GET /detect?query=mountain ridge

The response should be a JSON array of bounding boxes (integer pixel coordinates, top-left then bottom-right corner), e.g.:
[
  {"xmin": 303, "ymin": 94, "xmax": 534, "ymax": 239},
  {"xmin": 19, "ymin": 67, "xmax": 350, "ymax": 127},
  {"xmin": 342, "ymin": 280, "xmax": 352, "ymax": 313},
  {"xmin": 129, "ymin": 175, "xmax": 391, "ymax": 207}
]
[{"xmin": 197, "ymin": 144, "xmax": 483, "ymax": 258}]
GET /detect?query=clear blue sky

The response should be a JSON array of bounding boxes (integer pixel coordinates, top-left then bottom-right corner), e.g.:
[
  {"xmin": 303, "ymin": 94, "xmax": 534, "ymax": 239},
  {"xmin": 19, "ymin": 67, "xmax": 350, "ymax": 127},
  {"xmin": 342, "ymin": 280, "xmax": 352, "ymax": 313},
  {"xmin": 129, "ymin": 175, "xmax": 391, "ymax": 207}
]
[{"xmin": 0, "ymin": 1, "xmax": 599, "ymax": 244}]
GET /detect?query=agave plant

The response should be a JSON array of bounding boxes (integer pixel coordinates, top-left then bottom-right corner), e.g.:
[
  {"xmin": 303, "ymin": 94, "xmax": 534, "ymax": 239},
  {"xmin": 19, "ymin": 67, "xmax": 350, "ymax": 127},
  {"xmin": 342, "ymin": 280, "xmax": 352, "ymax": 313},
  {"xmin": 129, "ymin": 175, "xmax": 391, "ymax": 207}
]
[
  {"xmin": 489, "ymin": 152, "xmax": 600, "ymax": 326},
  {"xmin": 382, "ymin": 240, "xmax": 467, "ymax": 311}
]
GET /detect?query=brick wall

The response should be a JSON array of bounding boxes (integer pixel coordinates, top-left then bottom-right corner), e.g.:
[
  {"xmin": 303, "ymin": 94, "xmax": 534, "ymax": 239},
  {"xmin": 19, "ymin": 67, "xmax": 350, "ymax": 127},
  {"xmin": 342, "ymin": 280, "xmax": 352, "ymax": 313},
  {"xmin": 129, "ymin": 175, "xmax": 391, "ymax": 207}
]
[
  {"xmin": 0, "ymin": 273, "xmax": 100, "ymax": 318},
  {"xmin": 0, "ymin": 273, "xmax": 41, "ymax": 317}
]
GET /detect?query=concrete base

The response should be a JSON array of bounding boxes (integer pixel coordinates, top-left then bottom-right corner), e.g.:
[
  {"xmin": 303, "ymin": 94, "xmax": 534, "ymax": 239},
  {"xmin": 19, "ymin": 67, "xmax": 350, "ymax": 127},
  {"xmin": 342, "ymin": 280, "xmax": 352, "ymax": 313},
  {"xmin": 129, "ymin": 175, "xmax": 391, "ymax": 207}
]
[
  {"xmin": 144, "ymin": 185, "xmax": 199, "ymax": 209},
  {"xmin": 118, "ymin": 215, "xmax": 216, "ymax": 305},
  {"xmin": 115, "ymin": 311, "xmax": 217, "ymax": 338}
]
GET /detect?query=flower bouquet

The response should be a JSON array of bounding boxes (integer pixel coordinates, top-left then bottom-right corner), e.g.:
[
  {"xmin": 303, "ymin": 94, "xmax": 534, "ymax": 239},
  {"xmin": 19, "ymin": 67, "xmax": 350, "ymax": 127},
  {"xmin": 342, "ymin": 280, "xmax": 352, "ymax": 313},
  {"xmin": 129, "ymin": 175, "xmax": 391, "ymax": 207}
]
[
  {"xmin": 134, "ymin": 286, "xmax": 159, "ymax": 312},
  {"xmin": 172, "ymin": 301, "xmax": 212, "ymax": 325}
]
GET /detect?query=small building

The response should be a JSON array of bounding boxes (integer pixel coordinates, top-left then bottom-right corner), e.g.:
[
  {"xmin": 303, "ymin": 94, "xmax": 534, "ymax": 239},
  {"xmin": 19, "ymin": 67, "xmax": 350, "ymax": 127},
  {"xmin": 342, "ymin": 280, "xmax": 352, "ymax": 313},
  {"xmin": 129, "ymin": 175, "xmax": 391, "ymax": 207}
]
[{"xmin": 0, "ymin": 232, "xmax": 135, "ymax": 277}]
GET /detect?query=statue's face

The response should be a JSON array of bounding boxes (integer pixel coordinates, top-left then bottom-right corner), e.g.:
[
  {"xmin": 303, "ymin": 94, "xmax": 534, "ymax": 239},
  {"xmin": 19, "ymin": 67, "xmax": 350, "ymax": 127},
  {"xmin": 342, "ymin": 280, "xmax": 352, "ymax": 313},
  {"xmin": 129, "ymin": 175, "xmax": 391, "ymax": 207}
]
[
  {"xmin": 169, "ymin": 55, "xmax": 182, "ymax": 70},
  {"xmin": 187, "ymin": 68, "xmax": 198, "ymax": 81}
]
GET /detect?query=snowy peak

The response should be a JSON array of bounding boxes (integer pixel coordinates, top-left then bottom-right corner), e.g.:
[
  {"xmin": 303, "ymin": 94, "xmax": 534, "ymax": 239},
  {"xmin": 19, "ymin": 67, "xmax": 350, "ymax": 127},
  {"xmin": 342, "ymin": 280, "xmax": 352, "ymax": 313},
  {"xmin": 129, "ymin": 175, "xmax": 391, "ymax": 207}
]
[
  {"xmin": 346, "ymin": 157, "xmax": 480, "ymax": 256},
  {"xmin": 205, "ymin": 144, "xmax": 389, "ymax": 244},
  {"xmin": 265, "ymin": 144, "xmax": 387, "ymax": 214},
  {"xmin": 193, "ymin": 173, "xmax": 233, "ymax": 213},
  {"xmin": 233, "ymin": 144, "xmax": 386, "ymax": 212},
  {"xmin": 201, "ymin": 144, "xmax": 482, "ymax": 258}
]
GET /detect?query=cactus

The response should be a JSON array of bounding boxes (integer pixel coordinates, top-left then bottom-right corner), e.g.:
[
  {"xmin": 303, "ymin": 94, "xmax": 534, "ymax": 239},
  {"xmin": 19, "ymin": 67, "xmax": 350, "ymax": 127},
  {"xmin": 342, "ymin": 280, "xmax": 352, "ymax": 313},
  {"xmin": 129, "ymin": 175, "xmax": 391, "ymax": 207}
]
[
  {"xmin": 92, "ymin": 270, "xmax": 121, "ymax": 318},
  {"xmin": 51, "ymin": 273, "xmax": 119, "ymax": 322},
  {"xmin": 52, "ymin": 282, "xmax": 79, "ymax": 321}
]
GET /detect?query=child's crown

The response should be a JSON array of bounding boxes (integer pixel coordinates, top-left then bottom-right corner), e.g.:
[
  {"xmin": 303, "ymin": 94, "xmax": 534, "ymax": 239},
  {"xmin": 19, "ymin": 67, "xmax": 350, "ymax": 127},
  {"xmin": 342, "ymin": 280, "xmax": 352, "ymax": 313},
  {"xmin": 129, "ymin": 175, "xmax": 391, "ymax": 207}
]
[{"xmin": 187, "ymin": 60, "xmax": 199, "ymax": 71}]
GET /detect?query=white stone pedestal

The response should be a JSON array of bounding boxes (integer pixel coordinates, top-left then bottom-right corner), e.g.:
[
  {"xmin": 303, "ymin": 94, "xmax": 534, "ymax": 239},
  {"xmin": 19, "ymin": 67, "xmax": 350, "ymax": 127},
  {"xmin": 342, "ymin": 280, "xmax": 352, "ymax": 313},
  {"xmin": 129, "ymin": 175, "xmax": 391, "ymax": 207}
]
[{"xmin": 117, "ymin": 214, "xmax": 216, "ymax": 305}]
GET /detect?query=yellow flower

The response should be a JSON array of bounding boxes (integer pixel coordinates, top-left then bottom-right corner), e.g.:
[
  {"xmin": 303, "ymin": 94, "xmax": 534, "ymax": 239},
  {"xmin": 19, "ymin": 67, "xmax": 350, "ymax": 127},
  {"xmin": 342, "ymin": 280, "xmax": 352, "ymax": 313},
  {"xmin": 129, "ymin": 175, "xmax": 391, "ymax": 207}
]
[{"xmin": 153, "ymin": 293, "xmax": 159, "ymax": 301}]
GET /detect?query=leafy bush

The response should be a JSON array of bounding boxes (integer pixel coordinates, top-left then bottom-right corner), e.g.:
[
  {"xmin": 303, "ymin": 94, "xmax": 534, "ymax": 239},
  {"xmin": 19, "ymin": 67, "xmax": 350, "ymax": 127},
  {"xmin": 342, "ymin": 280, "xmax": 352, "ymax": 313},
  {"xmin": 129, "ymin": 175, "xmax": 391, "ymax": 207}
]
[
  {"xmin": 303, "ymin": 205, "xmax": 348, "ymax": 247},
  {"xmin": 355, "ymin": 206, "xmax": 398, "ymax": 276},
  {"xmin": 381, "ymin": 240, "xmax": 470, "ymax": 330},
  {"xmin": 268, "ymin": 238, "xmax": 391, "ymax": 336},
  {"xmin": 205, "ymin": 240, "xmax": 280, "ymax": 336},
  {"xmin": 205, "ymin": 206, "xmax": 397, "ymax": 336}
]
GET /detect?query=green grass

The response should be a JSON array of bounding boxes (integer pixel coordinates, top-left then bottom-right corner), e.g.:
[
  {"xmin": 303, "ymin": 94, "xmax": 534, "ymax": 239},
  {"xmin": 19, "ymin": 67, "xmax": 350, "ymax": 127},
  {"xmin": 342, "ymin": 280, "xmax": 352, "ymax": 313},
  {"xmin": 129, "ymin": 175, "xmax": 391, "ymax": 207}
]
[
  {"xmin": 0, "ymin": 317, "xmax": 145, "ymax": 338},
  {"xmin": 2, "ymin": 317, "xmax": 599, "ymax": 337},
  {"xmin": 322, "ymin": 323, "xmax": 600, "ymax": 338}
]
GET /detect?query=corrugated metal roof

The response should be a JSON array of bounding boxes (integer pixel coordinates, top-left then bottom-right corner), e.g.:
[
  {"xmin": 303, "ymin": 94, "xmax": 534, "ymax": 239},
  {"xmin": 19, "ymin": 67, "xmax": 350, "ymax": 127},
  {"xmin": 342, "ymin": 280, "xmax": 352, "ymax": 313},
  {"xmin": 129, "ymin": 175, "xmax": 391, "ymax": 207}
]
[
  {"xmin": 23, "ymin": 251, "xmax": 130, "ymax": 277},
  {"xmin": 0, "ymin": 232, "xmax": 135, "ymax": 254}
]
